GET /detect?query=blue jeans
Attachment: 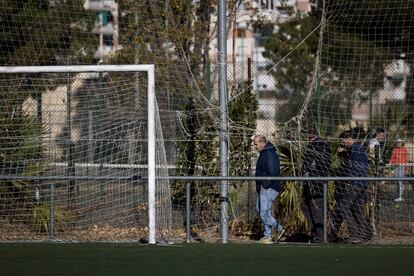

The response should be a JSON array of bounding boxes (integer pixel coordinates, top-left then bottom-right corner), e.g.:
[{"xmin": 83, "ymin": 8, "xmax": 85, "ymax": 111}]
[{"xmin": 256, "ymin": 188, "xmax": 282, "ymax": 238}]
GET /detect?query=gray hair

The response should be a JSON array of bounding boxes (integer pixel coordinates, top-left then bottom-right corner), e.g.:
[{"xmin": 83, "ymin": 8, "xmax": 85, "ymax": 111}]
[{"xmin": 252, "ymin": 134, "xmax": 267, "ymax": 143}]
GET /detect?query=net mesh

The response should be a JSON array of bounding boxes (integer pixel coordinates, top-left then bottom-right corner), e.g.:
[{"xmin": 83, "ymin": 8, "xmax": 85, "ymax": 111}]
[
  {"xmin": 0, "ymin": 0, "xmax": 216, "ymax": 242},
  {"xmin": 0, "ymin": 71, "xmax": 175, "ymax": 241},
  {"xmin": 268, "ymin": 0, "xmax": 414, "ymax": 241}
]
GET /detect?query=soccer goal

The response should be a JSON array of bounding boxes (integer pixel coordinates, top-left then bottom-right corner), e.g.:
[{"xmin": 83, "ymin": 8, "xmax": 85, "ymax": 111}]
[{"xmin": 0, "ymin": 65, "xmax": 169, "ymax": 244}]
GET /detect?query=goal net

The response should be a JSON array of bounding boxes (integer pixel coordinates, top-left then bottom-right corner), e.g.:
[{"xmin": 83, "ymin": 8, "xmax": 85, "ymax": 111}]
[
  {"xmin": 0, "ymin": 66, "xmax": 176, "ymax": 242},
  {"xmin": 2, "ymin": 0, "xmax": 414, "ymax": 244},
  {"xmin": 0, "ymin": 0, "xmax": 217, "ymax": 243},
  {"xmin": 221, "ymin": 0, "xmax": 414, "ymax": 242},
  {"xmin": 258, "ymin": 0, "xmax": 414, "ymax": 241}
]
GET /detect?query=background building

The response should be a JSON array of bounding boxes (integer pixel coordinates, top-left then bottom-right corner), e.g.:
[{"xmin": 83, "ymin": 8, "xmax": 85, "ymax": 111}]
[
  {"xmin": 209, "ymin": 0, "xmax": 311, "ymax": 136},
  {"xmin": 84, "ymin": 0, "xmax": 121, "ymax": 61}
]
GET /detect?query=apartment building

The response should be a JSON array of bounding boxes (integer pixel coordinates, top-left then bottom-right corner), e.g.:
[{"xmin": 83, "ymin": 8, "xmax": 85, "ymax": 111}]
[{"xmin": 84, "ymin": 0, "xmax": 121, "ymax": 61}]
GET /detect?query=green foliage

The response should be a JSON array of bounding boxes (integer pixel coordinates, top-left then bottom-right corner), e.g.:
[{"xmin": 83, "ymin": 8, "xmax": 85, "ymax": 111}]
[
  {"xmin": 228, "ymin": 184, "xmax": 248, "ymax": 221},
  {"xmin": 263, "ymin": 4, "xmax": 391, "ymax": 132},
  {"xmin": 275, "ymin": 181, "xmax": 307, "ymax": 233},
  {"xmin": 1, "ymin": 0, "xmax": 95, "ymax": 66},
  {"xmin": 272, "ymin": 143, "xmax": 308, "ymax": 233},
  {"xmin": 263, "ymin": 13, "xmax": 319, "ymax": 122},
  {"xmin": 115, "ymin": 0, "xmax": 214, "ymax": 78},
  {"xmin": 173, "ymin": 83, "xmax": 258, "ymax": 230},
  {"xmin": 32, "ymin": 202, "xmax": 73, "ymax": 233},
  {"xmin": 324, "ymin": 0, "xmax": 414, "ymax": 51},
  {"xmin": 172, "ymin": 97, "xmax": 219, "ymax": 218},
  {"xmin": 0, "ymin": 111, "xmax": 47, "ymax": 214},
  {"xmin": 228, "ymin": 86, "xmax": 258, "ymax": 177},
  {"xmin": 227, "ymin": 85, "xmax": 258, "ymax": 227}
]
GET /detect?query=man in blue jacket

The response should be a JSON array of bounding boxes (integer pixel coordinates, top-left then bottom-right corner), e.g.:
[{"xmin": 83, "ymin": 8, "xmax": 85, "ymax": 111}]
[
  {"xmin": 331, "ymin": 131, "xmax": 373, "ymax": 243},
  {"xmin": 252, "ymin": 134, "xmax": 284, "ymax": 244}
]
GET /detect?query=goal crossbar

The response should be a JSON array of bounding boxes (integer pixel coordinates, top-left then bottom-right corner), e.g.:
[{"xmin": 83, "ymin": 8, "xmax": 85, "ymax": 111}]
[{"xmin": 0, "ymin": 65, "xmax": 154, "ymax": 74}]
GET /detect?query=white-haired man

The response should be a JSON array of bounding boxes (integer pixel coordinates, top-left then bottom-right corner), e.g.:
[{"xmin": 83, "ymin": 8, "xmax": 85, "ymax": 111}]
[{"xmin": 252, "ymin": 134, "xmax": 285, "ymax": 244}]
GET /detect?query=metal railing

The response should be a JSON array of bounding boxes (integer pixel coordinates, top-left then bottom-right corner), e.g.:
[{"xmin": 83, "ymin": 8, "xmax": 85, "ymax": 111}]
[{"xmin": 1, "ymin": 174, "xmax": 412, "ymax": 243}]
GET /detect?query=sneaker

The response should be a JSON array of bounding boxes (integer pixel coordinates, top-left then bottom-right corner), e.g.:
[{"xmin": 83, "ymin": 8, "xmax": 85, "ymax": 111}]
[
  {"xmin": 361, "ymin": 236, "xmax": 376, "ymax": 244},
  {"xmin": 348, "ymin": 237, "xmax": 362, "ymax": 244},
  {"xmin": 275, "ymin": 228, "xmax": 286, "ymax": 242},
  {"xmin": 394, "ymin": 197, "xmax": 404, "ymax": 202},
  {"xmin": 259, "ymin": 237, "xmax": 274, "ymax": 245},
  {"xmin": 308, "ymin": 236, "xmax": 320, "ymax": 244}
]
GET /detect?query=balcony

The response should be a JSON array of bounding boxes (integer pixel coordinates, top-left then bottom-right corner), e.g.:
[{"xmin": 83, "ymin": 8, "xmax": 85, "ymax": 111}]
[
  {"xmin": 84, "ymin": 0, "xmax": 118, "ymax": 12},
  {"xmin": 92, "ymin": 23, "xmax": 117, "ymax": 35}
]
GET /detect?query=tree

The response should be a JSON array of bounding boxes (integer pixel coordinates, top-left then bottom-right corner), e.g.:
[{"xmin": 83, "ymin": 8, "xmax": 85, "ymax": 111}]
[
  {"xmin": 321, "ymin": 0, "xmax": 414, "ymax": 136},
  {"xmin": 0, "ymin": 0, "xmax": 95, "ymax": 66},
  {"xmin": 261, "ymin": 0, "xmax": 414, "ymax": 239},
  {"xmin": 263, "ymin": 2, "xmax": 391, "ymax": 135},
  {"xmin": 324, "ymin": 0, "xmax": 414, "ymax": 51},
  {"xmin": 263, "ymin": 13, "xmax": 320, "ymax": 123},
  {"xmin": 171, "ymin": 82, "xmax": 258, "ymax": 232},
  {"xmin": 0, "ymin": 0, "xmax": 92, "ymax": 231}
]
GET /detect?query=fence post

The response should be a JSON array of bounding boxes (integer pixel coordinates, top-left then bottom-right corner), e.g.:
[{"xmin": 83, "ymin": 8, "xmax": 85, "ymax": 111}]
[
  {"xmin": 218, "ymin": 0, "xmax": 229, "ymax": 244},
  {"xmin": 247, "ymin": 58, "xmax": 253, "ymax": 223},
  {"xmin": 206, "ymin": 61, "xmax": 212, "ymax": 101},
  {"xmin": 50, "ymin": 183, "xmax": 55, "ymax": 240},
  {"xmin": 98, "ymin": 72, "xmax": 105, "ymax": 199},
  {"xmin": 186, "ymin": 182, "xmax": 191, "ymax": 243},
  {"xmin": 67, "ymin": 72, "xmax": 76, "ymax": 203},
  {"xmin": 323, "ymin": 182, "xmax": 328, "ymax": 243}
]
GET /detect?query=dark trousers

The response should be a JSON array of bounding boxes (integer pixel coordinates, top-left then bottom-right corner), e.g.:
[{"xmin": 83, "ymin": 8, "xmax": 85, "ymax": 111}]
[
  {"xmin": 331, "ymin": 184, "xmax": 373, "ymax": 241},
  {"xmin": 301, "ymin": 182, "xmax": 325, "ymax": 241}
]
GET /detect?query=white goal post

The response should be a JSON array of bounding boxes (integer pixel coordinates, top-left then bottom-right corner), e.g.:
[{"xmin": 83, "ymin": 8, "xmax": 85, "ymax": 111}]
[{"xmin": 0, "ymin": 65, "xmax": 157, "ymax": 244}]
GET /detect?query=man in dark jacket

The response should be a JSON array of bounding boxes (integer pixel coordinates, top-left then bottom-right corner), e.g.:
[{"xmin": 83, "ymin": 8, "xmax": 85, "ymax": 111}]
[
  {"xmin": 329, "ymin": 141, "xmax": 350, "ymax": 243},
  {"xmin": 252, "ymin": 134, "xmax": 283, "ymax": 244},
  {"xmin": 301, "ymin": 130, "xmax": 331, "ymax": 243},
  {"xmin": 331, "ymin": 131, "xmax": 373, "ymax": 243}
]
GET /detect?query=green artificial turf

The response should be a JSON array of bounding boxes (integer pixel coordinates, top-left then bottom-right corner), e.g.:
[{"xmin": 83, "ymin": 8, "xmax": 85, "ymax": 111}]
[{"xmin": 1, "ymin": 243, "xmax": 413, "ymax": 275}]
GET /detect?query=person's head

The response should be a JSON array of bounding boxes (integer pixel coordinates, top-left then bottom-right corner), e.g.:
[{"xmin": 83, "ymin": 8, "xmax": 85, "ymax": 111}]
[
  {"xmin": 339, "ymin": 131, "xmax": 354, "ymax": 148},
  {"xmin": 252, "ymin": 134, "xmax": 267, "ymax": 152},
  {"xmin": 375, "ymin": 128, "xmax": 386, "ymax": 141},
  {"xmin": 306, "ymin": 126, "xmax": 319, "ymax": 141},
  {"xmin": 396, "ymin": 138, "xmax": 404, "ymax": 147}
]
